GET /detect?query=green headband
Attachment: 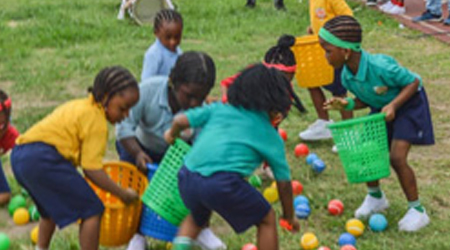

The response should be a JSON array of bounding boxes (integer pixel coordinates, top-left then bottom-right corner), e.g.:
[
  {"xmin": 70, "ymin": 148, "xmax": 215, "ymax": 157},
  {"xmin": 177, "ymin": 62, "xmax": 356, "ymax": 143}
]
[{"xmin": 318, "ymin": 28, "xmax": 361, "ymax": 52}]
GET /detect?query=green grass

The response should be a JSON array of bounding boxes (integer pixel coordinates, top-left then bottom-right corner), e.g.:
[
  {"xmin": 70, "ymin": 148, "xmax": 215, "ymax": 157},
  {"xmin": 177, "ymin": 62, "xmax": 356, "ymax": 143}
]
[{"xmin": 1, "ymin": 0, "xmax": 450, "ymax": 249}]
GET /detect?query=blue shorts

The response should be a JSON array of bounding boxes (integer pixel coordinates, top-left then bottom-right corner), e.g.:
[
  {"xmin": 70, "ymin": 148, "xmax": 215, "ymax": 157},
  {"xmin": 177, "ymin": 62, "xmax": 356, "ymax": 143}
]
[
  {"xmin": 11, "ymin": 142, "xmax": 104, "ymax": 228},
  {"xmin": 322, "ymin": 68, "xmax": 347, "ymax": 96},
  {"xmin": 178, "ymin": 166, "xmax": 271, "ymax": 233},
  {"xmin": 371, "ymin": 89, "xmax": 434, "ymax": 145},
  {"xmin": 115, "ymin": 140, "xmax": 164, "ymax": 165},
  {"xmin": 0, "ymin": 160, "xmax": 10, "ymax": 193}
]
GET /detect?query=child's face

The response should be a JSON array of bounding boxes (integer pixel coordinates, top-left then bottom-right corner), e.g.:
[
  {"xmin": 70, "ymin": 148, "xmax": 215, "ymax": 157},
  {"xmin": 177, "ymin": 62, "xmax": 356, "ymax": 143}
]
[
  {"xmin": 0, "ymin": 112, "xmax": 7, "ymax": 138},
  {"xmin": 155, "ymin": 21, "xmax": 183, "ymax": 52},
  {"xmin": 174, "ymin": 83, "xmax": 210, "ymax": 110},
  {"xmin": 319, "ymin": 38, "xmax": 347, "ymax": 69},
  {"xmin": 105, "ymin": 88, "xmax": 139, "ymax": 124}
]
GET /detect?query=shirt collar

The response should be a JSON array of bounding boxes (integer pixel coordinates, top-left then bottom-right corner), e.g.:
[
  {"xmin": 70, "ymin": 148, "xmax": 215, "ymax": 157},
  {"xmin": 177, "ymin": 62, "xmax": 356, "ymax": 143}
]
[{"xmin": 344, "ymin": 50, "xmax": 368, "ymax": 82}]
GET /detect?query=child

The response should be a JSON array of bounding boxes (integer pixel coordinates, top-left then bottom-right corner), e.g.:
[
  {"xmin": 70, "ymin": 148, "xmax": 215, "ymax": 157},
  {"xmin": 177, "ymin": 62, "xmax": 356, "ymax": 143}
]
[
  {"xmin": 413, "ymin": 0, "xmax": 450, "ymax": 25},
  {"xmin": 141, "ymin": 9, "xmax": 183, "ymax": 81},
  {"xmin": 0, "ymin": 90, "xmax": 19, "ymax": 206},
  {"xmin": 299, "ymin": 0, "xmax": 353, "ymax": 152},
  {"xmin": 11, "ymin": 66, "xmax": 141, "ymax": 250},
  {"xmin": 321, "ymin": 15, "xmax": 434, "ymax": 232},
  {"xmin": 116, "ymin": 51, "xmax": 226, "ymax": 250},
  {"xmin": 166, "ymin": 64, "xmax": 300, "ymax": 250}
]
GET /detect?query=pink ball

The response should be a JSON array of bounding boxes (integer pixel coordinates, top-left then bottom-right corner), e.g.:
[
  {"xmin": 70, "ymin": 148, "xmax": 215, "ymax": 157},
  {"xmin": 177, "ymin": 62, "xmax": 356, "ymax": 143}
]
[
  {"xmin": 242, "ymin": 243, "xmax": 258, "ymax": 250},
  {"xmin": 328, "ymin": 199, "xmax": 344, "ymax": 216},
  {"xmin": 291, "ymin": 180, "xmax": 303, "ymax": 195},
  {"xmin": 294, "ymin": 143, "xmax": 309, "ymax": 157},
  {"xmin": 341, "ymin": 245, "xmax": 357, "ymax": 250},
  {"xmin": 318, "ymin": 247, "xmax": 331, "ymax": 250},
  {"xmin": 278, "ymin": 128, "xmax": 288, "ymax": 141}
]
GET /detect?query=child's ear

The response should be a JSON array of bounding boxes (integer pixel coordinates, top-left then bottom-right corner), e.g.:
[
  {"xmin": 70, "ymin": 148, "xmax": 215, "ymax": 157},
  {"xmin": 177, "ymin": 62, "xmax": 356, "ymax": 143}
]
[{"xmin": 270, "ymin": 113, "xmax": 284, "ymax": 127}]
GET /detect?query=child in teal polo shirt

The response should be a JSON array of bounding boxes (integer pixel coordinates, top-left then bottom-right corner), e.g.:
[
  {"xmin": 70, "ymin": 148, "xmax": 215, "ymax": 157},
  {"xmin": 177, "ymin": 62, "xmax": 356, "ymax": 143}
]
[
  {"xmin": 165, "ymin": 64, "xmax": 300, "ymax": 250},
  {"xmin": 320, "ymin": 15, "xmax": 434, "ymax": 232}
]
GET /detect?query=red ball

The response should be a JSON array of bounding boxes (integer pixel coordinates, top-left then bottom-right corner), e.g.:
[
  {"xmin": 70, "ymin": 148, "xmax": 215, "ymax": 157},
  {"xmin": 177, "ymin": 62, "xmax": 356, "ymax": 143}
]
[
  {"xmin": 328, "ymin": 199, "xmax": 344, "ymax": 216},
  {"xmin": 278, "ymin": 128, "xmax": 288, "ymax": 141},
  {"xmin": 341, "ymin": 245, "xmax": 357, "ymax": 250},
  {"xmin": 242, "ymin": 243, "xmax": 258, "ymax": 250},
  {"xmin": 291, "ymin": 180, "xmax": 303, "ymax": 195},
  {"xmin": 318, "ymin": 247, "xmax": 331, "ymax": 250},
  {"xmin": 294, "ymin": 143, "xmax": 309, "ymax": 157}
]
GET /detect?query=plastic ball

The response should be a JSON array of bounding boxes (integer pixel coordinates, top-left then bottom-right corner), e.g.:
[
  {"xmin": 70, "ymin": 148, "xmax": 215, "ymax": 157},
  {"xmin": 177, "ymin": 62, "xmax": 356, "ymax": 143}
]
[
  {"xmin": 291, "ymin": 180, "xmax": 303, "ymax": 195},
  {"xmin": 328, "ymin": 199, "xmax": 344, "ymax": 216},
  {"xmin": 270, "ymin": 181, "xmax": 277, "ymax": 189},
  {"xmin": 341, "ymin": 245, "xmax": 357, "ymax": 250},
  {"xmin": 28, "ymin": 205, "xmax": 40, "ymax": 221},
  {"xmin": 318, "ymin": 247, "xmax": 331, "ymax": 250},
  {"xmin": 242, "ymin": 243, "xmax": 257, "ymax": 250},
  {"xmin": 31, "ymin": 226, "xmax": 39, "ymax": 244},
  {"xmin": 295, "ymin": 203, "xmax": 311, "ymax": 219},
  {"xmin": 312, "ymin": 159, "xmax": 326, "ymax": 173},
  {"xmin": 249, "ymin": 175, "xmax": 262, "ymax": 188},
  {"xmin": 13, "ymin": 207, "xmax": 30, "ymax": 225},
  {"xmin": 294, "ymin": 143, "xmax": 309, "ymax": 157},
  {"xmin": 369, "ymin": 213, "xmax": 388, "ymax": 232},
  {"xmin": 338, "ymin": 233, "xmax": 356, "ymax": 247},
  {"xmin": 263, "ymin": 188, "xmax": 279, "ymax": 203},
  {"xmin": 346, "ymin": 218, "xmax": 365, "ymax": 237},
  {"xmin": 166, "ymin": 242, "xmax": 172, "ymax": 250},
  {"xmin": 306, "ymin": 153, "xmax": 319, "ymax": 165},
  {"xmin": 300, "ymin": 232, "xmax": 319, "ymax": 250},
  {"xmin": 8, "ymin": 195, "xmax": 27, "ymax": 216},
  {"xmin": 278, "ymin": 128, "xmax": 288, "ymax": 141},
  {"xmin": 294, "ymin": 195, "xmax": 310, "ymax": 208},
  {"xmin": 0, "ymin": 233, "xmax": 10, "ymax": 250}
]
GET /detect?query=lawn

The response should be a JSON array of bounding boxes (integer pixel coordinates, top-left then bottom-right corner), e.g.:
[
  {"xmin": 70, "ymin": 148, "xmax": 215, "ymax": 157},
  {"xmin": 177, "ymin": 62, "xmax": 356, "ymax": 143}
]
[{"xmin": 1, "ymin": 0, "xmax": 450, "ymax": 249}]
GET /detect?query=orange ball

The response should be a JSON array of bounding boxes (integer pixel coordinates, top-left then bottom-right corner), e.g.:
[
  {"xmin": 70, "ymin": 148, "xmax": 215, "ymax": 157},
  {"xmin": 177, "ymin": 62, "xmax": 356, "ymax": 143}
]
[
  {"xmin": 328, "ymin": 199, "xmax": 344, "ymax": 216},
  {"xmin": 294, "ymin": 143, "xmax": 309, "ymax": 157},
  {"xmin": 13, "ymin": 208, "xmax": 30, "ymax": 225},
  {"xmin": 341, "ymin": 245, "xmax": 357, "ymax": 250},
  {"xmin": 242, "ymin": 243, "xmax": 258, "ymax": 250},
  {"xmin": 291, "ymin": 180, "xmax": 303, "ymax": 195},
  {"xmin": 278, "ymin": 128, "xmax": 288, "ymax": 141}
]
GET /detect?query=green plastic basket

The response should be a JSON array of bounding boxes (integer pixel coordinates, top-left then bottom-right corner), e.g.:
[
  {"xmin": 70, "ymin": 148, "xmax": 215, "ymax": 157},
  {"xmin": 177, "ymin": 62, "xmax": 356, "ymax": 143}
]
[
  {"xmin": 141, "ymin": 139, "xmax": 191, "ymax": 225},
  {"xmin": 327, "ymin": 113, "xmax": 390, "ymax": 183}
]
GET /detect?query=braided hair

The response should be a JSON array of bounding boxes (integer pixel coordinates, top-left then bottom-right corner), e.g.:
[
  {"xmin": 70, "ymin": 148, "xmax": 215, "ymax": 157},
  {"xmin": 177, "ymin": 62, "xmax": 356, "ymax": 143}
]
[
  {"xmin": 169, "ymin": 51, "xmax": 216, "ymax": 90},
  {"xmin": 0, "ymin": 90, "xmax": 11, "ymax": 129},
  {"xmin": 89, "ymin": 66, "xmax": 138, "ymax": 106},
  {"xmin": 228, "ymin": 64, "xmax": 292, "ymax": 117},
  {"xmin": 323, "ymin": 15, "xmax": 362, "ymax": 43},
  {"xmin": 154, "ymin": 9, "xmax": 183, "ymax": 33}
]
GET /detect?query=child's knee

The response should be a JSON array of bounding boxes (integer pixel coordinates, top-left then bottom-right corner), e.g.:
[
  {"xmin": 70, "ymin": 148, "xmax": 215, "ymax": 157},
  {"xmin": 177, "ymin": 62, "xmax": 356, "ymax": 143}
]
[
  {"xmin": 258, "ymin": 209, "xmax": 276, "ymax": 227},
  {"xmin": 0, "ymin": 192, "xmax": 11, "ymax": 206},
  {"xmin": 390, "ymin": 153, "xmax": 406, "ymax": 169}
]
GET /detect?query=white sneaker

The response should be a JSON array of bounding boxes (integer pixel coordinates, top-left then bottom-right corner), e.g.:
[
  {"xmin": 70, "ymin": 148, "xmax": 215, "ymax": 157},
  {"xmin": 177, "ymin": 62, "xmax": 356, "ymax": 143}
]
[
  {"xmin": 299, "ymin": 119, "xmax": 333, "ymax": 141},
  {"xmin": 355, "ymin": 194, "xmax": 389, "ymax": 219},
  {"xmin": 195, "ymin": 228, "xmax": 227, "ymax": 250},
  {"xmin": 332, "ymin": 145, "xmax": 338, "ymax": 153},
  {"xmin": 379, "ymin": 1, "xmax": 394, "ymax": 11},
  {"xmin": 398, "ymin": 208, "xmax": 430, "ymax": 232},
  {"xmin": 383, "ymin": 5, "xmax": 405, "ymax": 15},
  {"xmin": 126, "ymin": 234, "xmax": 147, "ymax": 250}
]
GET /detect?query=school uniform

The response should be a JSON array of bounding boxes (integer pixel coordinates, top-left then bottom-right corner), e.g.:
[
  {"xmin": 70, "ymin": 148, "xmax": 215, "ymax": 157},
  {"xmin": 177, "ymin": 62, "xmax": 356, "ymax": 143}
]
[
  {"xmin": 178, "ymin": 103, "xmax": 291, "ymax": 233},
  {"xmin": 141, "ymin": 38, "xmax": 182, "ymax": 81},
  {"xmin": 0, "ymin": 124, "xmax": 19, "ymax": 193},
  {"xmin": 342, "ymin": 50, "xmax": 434, "ymax": 145},
  {"xmin": 11, "ymin": 95, "xmax": 106, "ymax": 228}
]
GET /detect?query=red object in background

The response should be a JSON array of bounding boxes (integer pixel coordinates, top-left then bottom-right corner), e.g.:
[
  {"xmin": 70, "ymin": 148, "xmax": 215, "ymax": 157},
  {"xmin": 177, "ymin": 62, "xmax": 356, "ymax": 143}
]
[
  {"xmin": 278, "ymin": 128, "xmax": 287, "ymax": 141},
  {"xmin": 328, "ymin": 199, "xmax": 344, "ymax": 216},
  {"xmin": 242, "ymin": 243, "xmax": 258, "ymax": 250},
  {"xmin": 318, "ymin": 247, "xmax": 331, "ymax": 250},
  {"xmin": 0, "ymin": 125, "xmax": 19, "ymax": 154},
  {"xmin": 341, "ymin": 245, "xmax": 357, "ymax": 250},
  {"xmin": 294, "ymin": 143, "xmax": 309, "ymax": 157},
  {"xmin": 291, "ymin": 180, "xmax": 303, "ymax": 195}
]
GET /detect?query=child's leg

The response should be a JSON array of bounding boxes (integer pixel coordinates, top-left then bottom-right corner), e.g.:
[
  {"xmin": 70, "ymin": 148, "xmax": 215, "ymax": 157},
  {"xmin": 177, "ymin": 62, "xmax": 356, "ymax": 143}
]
[
  {"xmin": 38, "ymin": 217, "xmax": 56, "ymax": 249},
  {"xmin": 390, "ymin": 140, "xmax": 418, "ymax": 202},
  {"xmin": 308, "ymin": 87, "xmax": 329, "ymax": 121},
  {"xmin": 256, "ymin": 209, "xmax": 278, "ymax": 250},
  {"xmin": 172, "ymin": 214, "xmax": 203, "ymax": 250},
  {"xmin": 79, "ymin": 214, "xmax": 101, "ymax": 250},
  {"xmin": 0, "ymin": 192, "xmax": 11, "ymax": 206}
]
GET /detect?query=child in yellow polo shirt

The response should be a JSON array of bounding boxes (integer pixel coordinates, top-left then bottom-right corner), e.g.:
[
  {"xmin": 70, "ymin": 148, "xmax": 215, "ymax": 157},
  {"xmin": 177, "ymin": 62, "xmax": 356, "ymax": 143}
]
[{"xmin": 11, "ymin": 66, "xmax": 140, "ymax": 250}]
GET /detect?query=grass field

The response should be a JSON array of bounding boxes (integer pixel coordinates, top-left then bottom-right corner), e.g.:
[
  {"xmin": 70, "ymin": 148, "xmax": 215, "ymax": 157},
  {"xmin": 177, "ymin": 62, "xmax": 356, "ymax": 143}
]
[{"xmin": 1, "ymin": 0, "xmax": 450, "ymax": 249}]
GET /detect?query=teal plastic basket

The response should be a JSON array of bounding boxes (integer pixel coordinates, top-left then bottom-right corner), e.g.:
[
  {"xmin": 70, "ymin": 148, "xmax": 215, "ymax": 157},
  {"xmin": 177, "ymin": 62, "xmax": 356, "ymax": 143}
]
[
  {"xmin": 141, "ymin": 139, "xmax": 191, "ymax": 225},
  {"xmin": 328, "ymin": 113, "xmax": 391, "ymax": 183}
]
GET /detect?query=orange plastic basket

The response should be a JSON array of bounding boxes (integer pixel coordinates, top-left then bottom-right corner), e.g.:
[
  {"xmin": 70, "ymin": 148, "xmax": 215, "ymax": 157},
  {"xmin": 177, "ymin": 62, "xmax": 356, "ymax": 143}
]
[
  {"xmin": 291, "ymin": 35, "xmax": 334, "ymax": 88},
  {"xmin": 88, "ymin": 161, "xmax": 148, "ymax": 247}
]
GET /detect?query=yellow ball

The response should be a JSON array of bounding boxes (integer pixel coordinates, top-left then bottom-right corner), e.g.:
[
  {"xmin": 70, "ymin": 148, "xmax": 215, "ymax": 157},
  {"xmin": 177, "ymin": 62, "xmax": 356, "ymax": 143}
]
[
  {"xmin": 166, "ymin": 242, "xmax": 172, "ymax": 250},
  {"xmin": 270, "ymin": 181, "xmax": 277, "ymax": 189},
  {"xmin": 263, "ymin": 187, "xmax": 279, "ymax": 203},
  {"xmin": 31, "ymin": 226, "xmax": 39, "ymax": 244},
  {"xmin": 300, "ymin": 232, "xmax": 319, "ymax": 250},
  {"xmin": 13, "ymin": 208, "xmax": 30, "ymax": 225},
  {"xmin": 346, "ymin": 218, "xmax": 365, "ymax": 237}
]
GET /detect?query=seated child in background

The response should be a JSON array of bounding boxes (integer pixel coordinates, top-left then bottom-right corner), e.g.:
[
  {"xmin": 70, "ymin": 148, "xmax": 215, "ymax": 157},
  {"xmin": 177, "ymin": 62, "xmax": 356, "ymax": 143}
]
[
  {"xmin": 11, "ymin": 66, "xmax": 140, "ymax": 250},
  {"xmin": 166, "ymin": 64, "xmax": 300, "ymax": 250},
  {"xmin": 0, "ymin": 90, "xmax": 19, "ymax": 206},
  {"xmin": 116, "ymin": 51, "xmax": 226, "ymax": 250},
  {"xmin": 321, "ymin": 15, "xmax": 433, "ymax": 232},
  {"xmin": 141, "ymin": 9, "xmax": 183, "ymax": 81}
]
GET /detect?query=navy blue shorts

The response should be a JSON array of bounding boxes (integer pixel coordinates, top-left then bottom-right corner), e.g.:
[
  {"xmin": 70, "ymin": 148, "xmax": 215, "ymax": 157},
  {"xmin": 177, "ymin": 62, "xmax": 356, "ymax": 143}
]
[
  {"xmin": 323, "ymin": 68, "xmax": 347, "ymax": 96},
  {"xmin": 178, "ymin": 166, "xmax": 271, "ymax": 233},
  {"xmin": 11, "ymin": 142, "xmax": 104, "ymax": 228},
  {"xmin": 115, "ymin": 140, "xmax": 164, "ymax": 165},
  {"xmin": 370, "ymin": 89, "xmax": 434, "ymax": 145},
  {"xmin": 0, "ymin": 161, "xmax": 10, "ymax": 193}
]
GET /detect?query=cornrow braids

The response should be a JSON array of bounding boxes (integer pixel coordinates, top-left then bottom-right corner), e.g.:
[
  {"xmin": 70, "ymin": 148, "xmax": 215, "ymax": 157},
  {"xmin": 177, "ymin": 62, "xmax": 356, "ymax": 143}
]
[
  {"xmin": 264, "ymin": 34, "xmax": 296, "ymax": 66},
  {"xmin": 154, "ymin": 9, "xmax": 183, "ymax": 33},
  {"xmin": 89, "ymin": 66, "xmax": 138, "ymax": 106},
  {"xmin": 323, "ymin": 15, "xmax": 362, "ymax": 43},
  {"xmin": 0, "ymin": 90, "xmax": 11, "ymax": 123},
  {"xmin": 169, "ymin": 51, "xmax": 216, "ymax": 90}
]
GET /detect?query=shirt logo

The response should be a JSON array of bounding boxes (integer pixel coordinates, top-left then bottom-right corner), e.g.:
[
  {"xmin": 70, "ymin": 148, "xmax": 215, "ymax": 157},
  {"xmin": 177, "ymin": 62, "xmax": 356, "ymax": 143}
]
[
  {"xmin": 315, "ymin": 8, "xmax": 327, "ymax": 19},
  {"xmin": 373, "ymin": 86, "xmax": 388, "ymax": 95}
]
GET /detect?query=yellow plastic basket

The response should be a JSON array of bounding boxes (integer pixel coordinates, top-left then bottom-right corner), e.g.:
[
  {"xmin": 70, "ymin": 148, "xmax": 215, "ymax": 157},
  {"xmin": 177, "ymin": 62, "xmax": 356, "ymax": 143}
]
[
  {"xmin": 291, "ymin": 35, "xmax": 334, "ymax": 88},
  {"xmin": 88, "ymin": 161, "xmax": 148, "ymax": 247}
]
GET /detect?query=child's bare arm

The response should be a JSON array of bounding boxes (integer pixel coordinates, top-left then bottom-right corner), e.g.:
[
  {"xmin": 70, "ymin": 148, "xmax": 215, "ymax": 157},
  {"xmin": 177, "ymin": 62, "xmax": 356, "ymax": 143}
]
[
  {"xmin": 324, "ymin": 97, "xmax": 367, "ymax": 111},
  {"xmin": 84, "ymin": 169, "xmax": 138, "ymax": 204},
  {"xmin": 277, "ymin": 181, "xmax": 300, "ymax": 232},
  {"xmin": 119, "ymin": 137, "xmax": 152, "ymax": 173},
  {"xmin": 164, "ymin": 114, "xmax": 190, "ymax": 144}
]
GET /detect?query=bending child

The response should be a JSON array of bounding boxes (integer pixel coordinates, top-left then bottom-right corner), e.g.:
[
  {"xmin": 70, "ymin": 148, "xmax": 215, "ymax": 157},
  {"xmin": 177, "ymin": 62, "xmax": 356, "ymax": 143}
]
[{"xmin": 166, "ymin": 64, "xmax": 300, "ymax": 250}]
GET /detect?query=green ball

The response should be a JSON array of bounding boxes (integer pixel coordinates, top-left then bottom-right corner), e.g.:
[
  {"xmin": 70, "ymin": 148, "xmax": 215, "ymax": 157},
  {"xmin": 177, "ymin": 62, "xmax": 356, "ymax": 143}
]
[
  {"xmin": 249, "ymin": 175, "xmax": 262, "ymax": 188},
  {"xmin": 0, "ymin": 233, "xmax": 10, "ymax": 250},
  {"xmin": 28, "ymin": 205, "xmax": 40, "ymax": 221},
  {"xmin": 7, "ymin": 195, "xmax": 27, "ymax": 216}
]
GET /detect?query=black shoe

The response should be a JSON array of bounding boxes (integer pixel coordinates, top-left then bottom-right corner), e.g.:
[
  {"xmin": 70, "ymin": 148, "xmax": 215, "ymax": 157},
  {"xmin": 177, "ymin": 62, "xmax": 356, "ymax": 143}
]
[
  {"xmin": 246, "ymin": 0, "xmax": 256, "ymax": 8},
  {"xmin": 274, "ymin": 0, "xmax": 286, "ymax": 10}
]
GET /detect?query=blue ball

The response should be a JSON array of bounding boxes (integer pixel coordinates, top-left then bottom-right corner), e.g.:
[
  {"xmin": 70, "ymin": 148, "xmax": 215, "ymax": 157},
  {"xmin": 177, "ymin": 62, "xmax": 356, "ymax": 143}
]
[
  {"xmin": 294, "ymin": 195, "xmax": 310, "ymax": 208},
  {"xmin": 306, "ymin": 153, "xmax": 319, "ymax": 165},
  {"xmin": 338, "ymin": 233, "xmax": 356, "ymax": 246},
  {"xmin": 369, "ymin": 213, "xmax": 388, "ymax": 232},
  {"xmin": 295, "ymin": 203, "xmax": 311, "ymax": 219},
  {"xmin": 312, "ymin": 159, "xmax": 326, "ymax": 173}
]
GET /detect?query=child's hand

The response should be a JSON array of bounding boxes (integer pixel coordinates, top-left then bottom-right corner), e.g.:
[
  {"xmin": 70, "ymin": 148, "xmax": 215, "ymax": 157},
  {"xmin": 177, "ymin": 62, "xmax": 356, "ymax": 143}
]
[
  {"xmin": 279, "ymin": 218, "xmax": 300, "ymax": 233},
  {"xmin": 381, "ymin": 104, "xmax": 396, "ymax": 122},
  {"xmin": 136, "ymin": 151, "xmax": 152, "ymax": 173},
  {"xmin": 120, "ymin": 188, "xmax": 139, "ymax": 205},
  {"xmin": 324, "ymin": 97, "xmax": 348, "ymax": 111},
  {"xmin": 164, "ymin": 129, "xmax": 176, "ymax": 145},
  {"xmin": 307, "ymin": 26, "xmax": 313, "ymax": 35}
]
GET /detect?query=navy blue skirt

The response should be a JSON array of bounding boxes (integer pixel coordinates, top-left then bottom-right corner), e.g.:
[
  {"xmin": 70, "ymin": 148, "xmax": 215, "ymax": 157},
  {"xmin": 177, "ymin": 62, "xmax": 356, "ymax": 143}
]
[
  {"xmin": 11, "ymin": 142, "xmax": 104, "ymax": 228},
  {"xmin": 0, "ymin": 161, "xmax": 10, "ymax": 193}
]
